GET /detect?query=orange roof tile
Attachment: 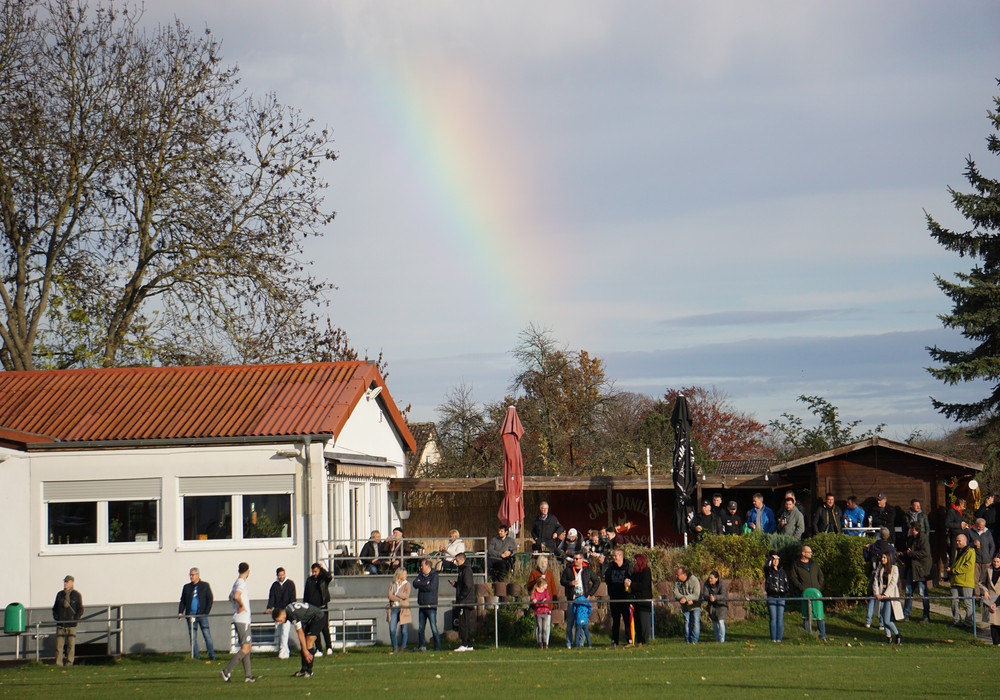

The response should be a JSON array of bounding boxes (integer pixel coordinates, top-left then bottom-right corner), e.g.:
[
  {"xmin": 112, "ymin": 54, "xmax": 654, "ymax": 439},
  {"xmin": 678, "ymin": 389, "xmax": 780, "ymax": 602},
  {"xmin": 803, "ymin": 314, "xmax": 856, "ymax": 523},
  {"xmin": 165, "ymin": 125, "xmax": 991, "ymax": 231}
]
[{"xmin": 0, "ymin": 362, "xmax": 415, "ymax": 451}]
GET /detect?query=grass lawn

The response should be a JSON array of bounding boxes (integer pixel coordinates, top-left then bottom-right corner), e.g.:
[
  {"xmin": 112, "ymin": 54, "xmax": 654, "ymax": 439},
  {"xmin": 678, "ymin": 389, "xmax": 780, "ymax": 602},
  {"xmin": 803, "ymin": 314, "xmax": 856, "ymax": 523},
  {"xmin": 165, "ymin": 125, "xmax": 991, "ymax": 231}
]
[{"xmin": 1, "ymin": 611, "xmax": 994, "ymax": 699}]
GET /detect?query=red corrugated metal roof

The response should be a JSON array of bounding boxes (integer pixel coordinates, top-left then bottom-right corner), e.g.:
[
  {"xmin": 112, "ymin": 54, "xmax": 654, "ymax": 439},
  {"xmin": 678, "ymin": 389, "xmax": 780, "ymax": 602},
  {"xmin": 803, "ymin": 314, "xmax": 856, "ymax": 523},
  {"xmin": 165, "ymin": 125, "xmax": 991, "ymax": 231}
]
[{"xmin": 0, "ymin": 362, "xmax": 415, "ymax": 451}]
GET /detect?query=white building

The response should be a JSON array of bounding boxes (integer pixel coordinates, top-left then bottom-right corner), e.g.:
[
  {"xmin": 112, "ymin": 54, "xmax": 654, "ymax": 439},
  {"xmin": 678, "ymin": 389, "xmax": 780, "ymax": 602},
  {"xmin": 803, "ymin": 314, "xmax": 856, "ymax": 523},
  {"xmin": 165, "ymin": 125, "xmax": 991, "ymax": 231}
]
[{"xmin": 0, "ymin": 362, "xmax": 414, "ymax": 614}]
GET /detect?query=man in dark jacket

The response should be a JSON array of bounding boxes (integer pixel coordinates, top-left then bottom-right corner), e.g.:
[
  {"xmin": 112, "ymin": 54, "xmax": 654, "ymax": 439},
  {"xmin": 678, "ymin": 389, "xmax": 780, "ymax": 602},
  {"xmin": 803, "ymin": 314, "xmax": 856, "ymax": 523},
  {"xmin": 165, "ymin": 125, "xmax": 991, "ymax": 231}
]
[
  {"xmin": 412, "ymin": 558, "xmax": 441, "ymax": 651},
  {"xmin": 303, "ymin": 563, "xmax": 332, "ymax": 655},
  {"xmin": 487, "ymin": 524, "xmax": 516, "ymax": 581},
  {"xmin": 359, "ymin": 531, "xmax": 382, "ymax": 574},
  {"xmin": 560, "ymin": 552, "xmax": 601, "ymax": 648},
  {"xmin": 945, "ymin": 499, "xmax": 968, "ymax": 568},
  {"xmin": 266, "ymin": 567, "xmax": 297, "ymax": 659},
  {"xmin": 604, "ymin": 549, "xmax": 633, "ymax": 647},
  {"xmin": 813, "ymin": 493, "xmax": 842, "ymax": 535},
  {"xmin": 788, "ymin": 545, "xmax": 827, "ymax": 641},
  {"xmin": 178, "ymin": 567, "xmax": 215, "ymax": 660},
  {"xmin": 689, "ymin": 500, "xmax": 723, "ymax": 542},
  {"xmin": 902, "ymin": 523, "xmax": 932, "ymax": 622},
  {"xmin": 53, "ymin": 575, "xmax": 83, "ymax": 666},
  {"xmin": 722, "ymin": 500, "xmax": 743, "ymax": 535},
  {"xmin": 869, "ymin": 493, "xmax": 894, "ymax": 531},
  {"xmin": 451, "ymin": 552, "xmax": 476, "ymax": 651},
  {"xmin": 530, "ymin": 501, "xmax": 564, "ymax": 553}
]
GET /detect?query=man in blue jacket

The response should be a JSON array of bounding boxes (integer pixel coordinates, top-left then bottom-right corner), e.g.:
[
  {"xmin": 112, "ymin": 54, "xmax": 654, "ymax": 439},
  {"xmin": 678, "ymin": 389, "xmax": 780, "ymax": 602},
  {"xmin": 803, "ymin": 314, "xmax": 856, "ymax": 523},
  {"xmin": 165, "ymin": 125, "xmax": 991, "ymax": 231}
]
[
  {"xmin": 412, "ymin": 558, "xmax": 441, "ymax": 651},
  {"xmin": 746, "ymin": 493, "xmax": 776, "ymax": 534},
  {"xmin": 177, "ymin": 567, "xmax": 215, "ymax": 660}
]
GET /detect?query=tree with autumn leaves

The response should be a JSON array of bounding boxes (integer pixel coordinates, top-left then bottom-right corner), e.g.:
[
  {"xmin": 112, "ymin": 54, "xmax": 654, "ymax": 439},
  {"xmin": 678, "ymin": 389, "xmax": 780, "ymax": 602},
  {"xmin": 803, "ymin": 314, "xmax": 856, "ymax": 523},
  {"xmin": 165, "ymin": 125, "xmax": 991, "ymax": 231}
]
[
  {"xmin": 431, "ymin": 326, "xmax": 778, "ymax": 477},
  {"xmin": 663, "ymin": 386, "xmax": 776, "ymax": 463}
]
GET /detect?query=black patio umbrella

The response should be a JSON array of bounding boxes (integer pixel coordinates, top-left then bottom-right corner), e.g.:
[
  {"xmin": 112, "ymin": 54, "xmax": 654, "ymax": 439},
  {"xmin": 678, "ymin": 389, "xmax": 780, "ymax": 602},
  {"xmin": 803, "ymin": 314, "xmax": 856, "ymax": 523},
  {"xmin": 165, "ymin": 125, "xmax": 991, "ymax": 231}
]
[{"xmin": 671, "ymin": 395, "xmax": 696, "ymax": 537}]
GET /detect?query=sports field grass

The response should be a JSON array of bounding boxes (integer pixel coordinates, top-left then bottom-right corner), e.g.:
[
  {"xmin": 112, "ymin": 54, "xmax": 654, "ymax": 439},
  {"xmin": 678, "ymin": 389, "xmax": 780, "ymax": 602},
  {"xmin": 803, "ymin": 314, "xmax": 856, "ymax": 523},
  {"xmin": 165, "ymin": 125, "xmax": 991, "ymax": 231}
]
[{"xmin": 1, "ymin": 613, "xmax": 993, "ymax": 699}]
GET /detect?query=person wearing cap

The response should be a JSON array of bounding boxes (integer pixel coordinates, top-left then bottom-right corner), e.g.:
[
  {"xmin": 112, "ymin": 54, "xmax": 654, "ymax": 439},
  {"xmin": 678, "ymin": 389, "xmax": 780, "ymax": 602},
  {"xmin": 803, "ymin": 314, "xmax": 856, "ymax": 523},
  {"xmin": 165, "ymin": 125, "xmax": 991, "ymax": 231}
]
[
  {"xmin": 812, "ymin": 493, "xmax": 842, "ymax": 535},
  {"xmin": 777, "ymin": 492, "xmax": 805, "ymax": 540},
  {"xmin": 689, "ymin": 500, "xmax": 723, "ymax": 543},
  {"xmin": 52, "ymin": 575, "xmax": 83, "ymax": 666},
  {"xmin": 557, "ymin": 527, "xmax": 585, "ymax": 565},
  {"xmin": 869, "ymin": 493, "xmax": 894, "ymax": 533},
  {"xmin": 722, "ymin": 500, "xmax": 743, "ymax": 535}
]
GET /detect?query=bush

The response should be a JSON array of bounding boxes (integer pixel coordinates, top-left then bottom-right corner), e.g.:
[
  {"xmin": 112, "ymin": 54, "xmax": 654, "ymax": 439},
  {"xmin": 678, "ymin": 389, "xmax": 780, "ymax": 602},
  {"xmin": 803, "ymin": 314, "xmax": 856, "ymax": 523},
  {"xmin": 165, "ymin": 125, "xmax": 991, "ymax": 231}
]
[
  {"xmin": 683, "ymin": 532, "xmax": 770, "ymax": 580},
  {"xmin": 487, "ymin": 604, "xmax": 536, "ymax": 646},
  {"xmin": 806, "ymin": 533, "xmax": 869, "ymax": 598}
]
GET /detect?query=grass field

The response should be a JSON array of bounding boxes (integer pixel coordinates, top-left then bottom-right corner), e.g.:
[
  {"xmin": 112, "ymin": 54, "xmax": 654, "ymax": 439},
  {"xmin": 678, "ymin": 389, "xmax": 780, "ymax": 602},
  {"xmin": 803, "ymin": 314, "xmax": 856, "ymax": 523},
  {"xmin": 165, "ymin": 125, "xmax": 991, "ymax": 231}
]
[{"xmin": 1, "ymin": 612, "xmax": 994, "ymax": 699}]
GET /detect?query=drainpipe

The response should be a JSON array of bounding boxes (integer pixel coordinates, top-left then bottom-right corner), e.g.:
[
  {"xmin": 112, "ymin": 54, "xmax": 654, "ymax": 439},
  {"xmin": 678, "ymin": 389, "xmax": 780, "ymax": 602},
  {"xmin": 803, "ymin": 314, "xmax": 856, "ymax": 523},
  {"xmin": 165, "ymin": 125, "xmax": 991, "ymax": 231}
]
[{"xmin": 302, "ymin": 436, "xmax": 312, "ymax": 572}]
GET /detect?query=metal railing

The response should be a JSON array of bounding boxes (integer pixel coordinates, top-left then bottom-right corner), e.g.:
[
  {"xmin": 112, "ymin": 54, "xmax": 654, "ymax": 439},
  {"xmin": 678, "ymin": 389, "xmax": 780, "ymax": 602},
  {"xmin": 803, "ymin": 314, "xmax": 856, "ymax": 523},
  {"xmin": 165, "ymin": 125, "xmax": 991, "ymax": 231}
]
[
  {"xmin": 3, "ymin": 591, "xmax": 990, "ymax": 661},
  {"xmin": 9, "ymin": 605, "xmax": 124, "ymax": 661},
  {"xmin": 314, "ymin": 536, "xmax": 489, "ymax": 579}
]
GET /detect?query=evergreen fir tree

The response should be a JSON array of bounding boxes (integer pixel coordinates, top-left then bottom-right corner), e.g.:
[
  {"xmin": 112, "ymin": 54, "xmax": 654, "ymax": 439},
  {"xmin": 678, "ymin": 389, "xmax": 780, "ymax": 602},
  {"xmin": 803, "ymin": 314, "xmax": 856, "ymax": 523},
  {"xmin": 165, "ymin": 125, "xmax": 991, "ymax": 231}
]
[{"xmin": 927, "ymin": 80, "xmax": 1000, "ymax": 429}]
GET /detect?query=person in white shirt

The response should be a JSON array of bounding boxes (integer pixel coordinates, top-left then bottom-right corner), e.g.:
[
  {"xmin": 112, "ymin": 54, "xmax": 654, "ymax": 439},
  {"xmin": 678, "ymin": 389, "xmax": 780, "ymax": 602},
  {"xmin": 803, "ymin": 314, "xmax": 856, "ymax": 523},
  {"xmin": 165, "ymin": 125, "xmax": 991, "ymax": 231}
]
[{"xmin": 220, "ymin": 562, "xmax": 256, "ymax": 683}]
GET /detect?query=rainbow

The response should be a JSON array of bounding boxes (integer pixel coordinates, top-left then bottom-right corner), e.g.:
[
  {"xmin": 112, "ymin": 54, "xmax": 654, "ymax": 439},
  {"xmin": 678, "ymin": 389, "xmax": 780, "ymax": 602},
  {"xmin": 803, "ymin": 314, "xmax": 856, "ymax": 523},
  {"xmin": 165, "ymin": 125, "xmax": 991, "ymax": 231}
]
[{"xmin": 365, "ymin": 59, "xmax": 558, "ymax": 316}]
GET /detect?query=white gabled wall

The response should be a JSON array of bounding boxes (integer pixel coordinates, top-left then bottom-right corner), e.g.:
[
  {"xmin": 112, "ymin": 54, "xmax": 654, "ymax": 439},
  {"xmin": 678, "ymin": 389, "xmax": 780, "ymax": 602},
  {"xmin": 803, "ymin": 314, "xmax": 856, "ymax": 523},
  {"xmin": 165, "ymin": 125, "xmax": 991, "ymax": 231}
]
[{"xmin": 332, "ymin": 396, "xmax": 409, "ymax": 475}]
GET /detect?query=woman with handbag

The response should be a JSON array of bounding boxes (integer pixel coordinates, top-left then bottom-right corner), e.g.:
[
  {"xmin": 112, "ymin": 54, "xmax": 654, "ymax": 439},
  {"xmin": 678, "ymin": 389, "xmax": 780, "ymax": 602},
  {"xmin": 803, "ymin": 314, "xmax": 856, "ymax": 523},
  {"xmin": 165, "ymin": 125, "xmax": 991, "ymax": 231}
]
[{"xmin": 387, "ymin": 567, "xmax": 412, "ymax": 653}]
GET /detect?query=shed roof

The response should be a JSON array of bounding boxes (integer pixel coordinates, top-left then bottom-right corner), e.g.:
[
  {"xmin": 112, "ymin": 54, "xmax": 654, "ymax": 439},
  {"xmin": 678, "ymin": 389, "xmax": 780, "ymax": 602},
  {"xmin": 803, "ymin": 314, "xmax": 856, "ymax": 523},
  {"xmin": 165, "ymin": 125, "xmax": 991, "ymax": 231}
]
[
  {"xmin": 0, "ymin": 362, "xmax": 414, "ymax": 451},
  {"xmin": 769, "ymin": 436, "xmax": 982, "ymax": 473}
]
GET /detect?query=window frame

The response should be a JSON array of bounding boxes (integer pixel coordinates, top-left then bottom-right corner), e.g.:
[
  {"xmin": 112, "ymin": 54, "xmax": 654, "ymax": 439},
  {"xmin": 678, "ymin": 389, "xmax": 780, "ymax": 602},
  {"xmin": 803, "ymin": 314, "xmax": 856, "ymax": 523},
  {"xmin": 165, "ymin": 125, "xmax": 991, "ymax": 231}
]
[
  {"xmin": 178, "ymin": 474, "xmax": 295, "ymax": 550},
  {"xmin": 42, "ymin": 478, "xmax": 162, "ymax": 553}
]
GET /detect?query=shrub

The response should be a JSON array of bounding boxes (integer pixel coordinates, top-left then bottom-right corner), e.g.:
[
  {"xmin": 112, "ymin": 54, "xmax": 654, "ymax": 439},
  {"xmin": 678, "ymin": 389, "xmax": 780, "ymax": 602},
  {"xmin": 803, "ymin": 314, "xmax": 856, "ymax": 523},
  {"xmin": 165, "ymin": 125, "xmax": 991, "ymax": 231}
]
[
  {"xmin": 487, "ymin": 604, "xmax": 536, "ymax": 646},
  {"xmin": 684, "ymin": 532, "xmax": 770, "ymax": 580},
  {"xmin": 806, "ymin": 533, "xmax": 869, "ymax": 598}
]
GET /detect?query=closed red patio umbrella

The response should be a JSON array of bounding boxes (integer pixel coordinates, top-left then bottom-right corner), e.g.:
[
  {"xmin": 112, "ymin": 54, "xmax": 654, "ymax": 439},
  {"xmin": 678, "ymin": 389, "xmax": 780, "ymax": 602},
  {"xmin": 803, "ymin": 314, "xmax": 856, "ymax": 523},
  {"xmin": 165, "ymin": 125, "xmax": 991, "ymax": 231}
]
[{"xmin": 497, "ymin": 405, "xmax": 525, "ymax": 533}]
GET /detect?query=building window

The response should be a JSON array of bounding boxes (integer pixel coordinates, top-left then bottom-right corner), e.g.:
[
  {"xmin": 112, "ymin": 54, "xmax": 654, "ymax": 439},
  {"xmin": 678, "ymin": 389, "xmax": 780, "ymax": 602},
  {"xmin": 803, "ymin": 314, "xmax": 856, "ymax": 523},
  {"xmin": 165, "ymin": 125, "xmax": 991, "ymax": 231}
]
[
  {"xmin": 183, "ymin": 495, "xmax": 232, "ymax": 540},
  {"xmin": 242, "ymin": 494, "xmax": 291, "ymax": 539},
  {"xmin": 43, "ymin": 479, "xmax": 161, "ymax": 548},
  {"xmin": 179, "ymin": 474, "xmax": 295, "ymax": 544},
  {"xmin": 48, "ymin": 502, "xmax": 97, "ymax": 545},
  {"xmin": 108, "ymin": 500, "xmax": 158, "ymax": 543}
]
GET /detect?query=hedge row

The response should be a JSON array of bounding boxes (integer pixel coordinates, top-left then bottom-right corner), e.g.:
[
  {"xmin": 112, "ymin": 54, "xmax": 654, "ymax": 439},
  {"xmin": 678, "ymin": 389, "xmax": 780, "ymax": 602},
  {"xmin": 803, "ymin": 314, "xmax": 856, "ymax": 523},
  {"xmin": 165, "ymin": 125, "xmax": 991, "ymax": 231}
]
[{"xmin": 620, "ymin": 532, "xmax": 870, "ymax": 598}]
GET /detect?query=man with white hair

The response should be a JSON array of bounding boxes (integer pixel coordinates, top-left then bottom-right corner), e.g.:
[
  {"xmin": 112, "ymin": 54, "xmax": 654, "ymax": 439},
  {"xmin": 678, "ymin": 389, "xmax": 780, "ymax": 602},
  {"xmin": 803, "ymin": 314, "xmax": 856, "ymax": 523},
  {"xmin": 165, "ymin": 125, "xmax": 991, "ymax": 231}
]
[
  {"xmin": 969, "ymin": 518, "xmax": 996, "ymax": 594},
  {"xmin": 530, "ymin": 501, "xmax": 564, "ymax": 553}
]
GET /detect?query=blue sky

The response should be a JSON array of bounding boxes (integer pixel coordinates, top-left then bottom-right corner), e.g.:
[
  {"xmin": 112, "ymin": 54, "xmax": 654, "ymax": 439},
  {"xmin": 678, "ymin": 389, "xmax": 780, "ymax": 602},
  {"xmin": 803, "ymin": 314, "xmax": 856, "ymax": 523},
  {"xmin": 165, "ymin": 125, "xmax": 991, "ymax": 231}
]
[{"xmin": 148, "ymin": 1, "xmax": 1000, "ymax": 439}]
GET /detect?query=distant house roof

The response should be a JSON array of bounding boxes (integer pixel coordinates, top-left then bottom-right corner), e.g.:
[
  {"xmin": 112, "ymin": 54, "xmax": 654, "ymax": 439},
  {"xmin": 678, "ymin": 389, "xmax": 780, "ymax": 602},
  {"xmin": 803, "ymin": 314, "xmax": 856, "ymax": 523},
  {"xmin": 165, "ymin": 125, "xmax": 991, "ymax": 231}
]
[
  {"xmin": 406, "ymin": 422, "xmax": 441, "ymax": 475},
  {"xmin": 0, "ymin": 362, "xmax": 415, "ymax": 451},
  {"xmin": 769, "ymin": 436, "xmax": 982, "ymax": 474},
  {"xmin": 715, "ymin": 458, "xmax": 782, "ymax": 476}
]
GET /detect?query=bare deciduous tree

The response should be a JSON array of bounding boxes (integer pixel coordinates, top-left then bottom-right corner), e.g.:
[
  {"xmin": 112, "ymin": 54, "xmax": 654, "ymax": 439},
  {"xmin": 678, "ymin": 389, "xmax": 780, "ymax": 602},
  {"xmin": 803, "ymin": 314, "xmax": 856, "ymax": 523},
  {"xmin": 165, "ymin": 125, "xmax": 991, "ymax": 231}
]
[{"xmin": 1, "ymin": 0, "xmax": 343, "ymax": 370}]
